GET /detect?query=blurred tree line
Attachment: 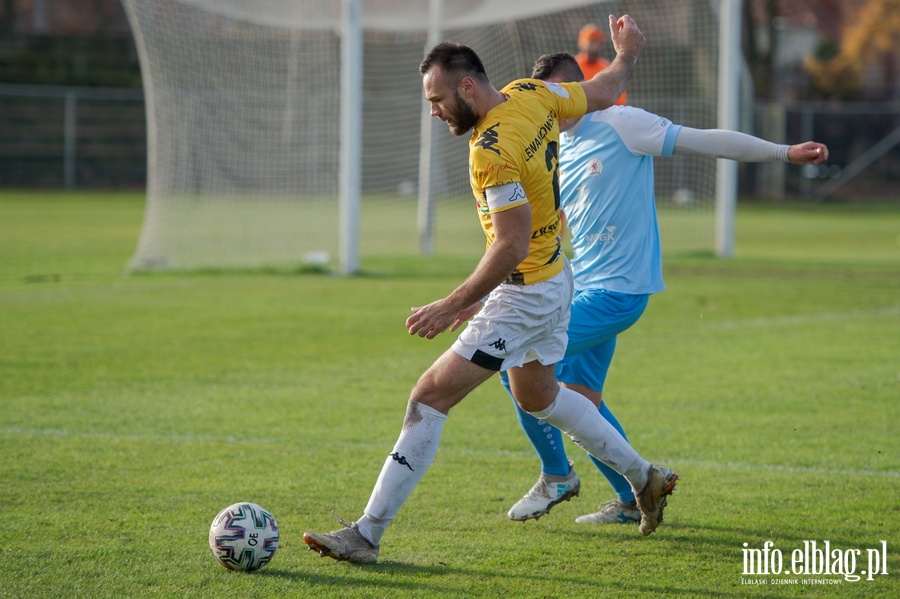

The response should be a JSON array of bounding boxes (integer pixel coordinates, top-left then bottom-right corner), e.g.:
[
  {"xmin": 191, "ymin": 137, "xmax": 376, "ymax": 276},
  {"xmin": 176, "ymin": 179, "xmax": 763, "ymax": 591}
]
[
  {"xmin": 1, "ymin": 0, "xmax": 896, "ymax": 99},
  {"xmin": 743, "ymin": 0, "xmax": 898, "ymax": 101},
  {"xmin": 0, "ymin": 0, "xmax": 140, "ymax": 87},
  {"xmin": 803, "ymin": 0, "xmax": 899, "ymax": 100}
]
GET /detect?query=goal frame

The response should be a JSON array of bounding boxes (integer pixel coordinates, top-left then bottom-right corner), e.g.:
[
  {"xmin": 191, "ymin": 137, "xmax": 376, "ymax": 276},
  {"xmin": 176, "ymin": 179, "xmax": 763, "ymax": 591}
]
[
  {"xmin": 402, "ymin": 0, "xmax": 742, "ymax": 269},
  {"xmin": 124, "ymin": 0, "xmax": 742, "ymax": 273}
]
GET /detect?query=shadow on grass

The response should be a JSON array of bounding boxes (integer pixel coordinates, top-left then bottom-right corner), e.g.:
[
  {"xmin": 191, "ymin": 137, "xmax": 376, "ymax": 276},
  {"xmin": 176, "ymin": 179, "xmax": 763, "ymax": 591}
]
[
  {"xmin": 257, "ymin": 557, "xmax": 756, "ymax": 598},
  {"xmin": 121, "ymin": 254, "xmax": 480, "ymax": 281}
]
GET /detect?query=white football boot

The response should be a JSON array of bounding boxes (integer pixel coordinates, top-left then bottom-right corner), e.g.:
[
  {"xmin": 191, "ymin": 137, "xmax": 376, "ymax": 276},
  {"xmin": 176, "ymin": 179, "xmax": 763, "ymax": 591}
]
[{"xmin": 508, "ymin": 461, "xmax": 580, "ymax": 521}]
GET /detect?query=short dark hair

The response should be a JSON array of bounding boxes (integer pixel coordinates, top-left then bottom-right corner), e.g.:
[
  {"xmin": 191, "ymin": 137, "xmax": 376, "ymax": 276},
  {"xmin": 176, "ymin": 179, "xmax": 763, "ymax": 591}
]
[
  {"xmin": 531, "ymin": 52, "xmax": 584, "ymax": 83},
  {"xmin": 420, "ymin": 42, "xmax": 489, "ymax": 84}
]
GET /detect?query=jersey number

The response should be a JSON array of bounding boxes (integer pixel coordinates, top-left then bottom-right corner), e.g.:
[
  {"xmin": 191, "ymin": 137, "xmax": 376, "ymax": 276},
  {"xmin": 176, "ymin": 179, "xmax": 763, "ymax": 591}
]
[{"xmin": 544, "ymin": 140, "xmax": 560, "ymax": 211}]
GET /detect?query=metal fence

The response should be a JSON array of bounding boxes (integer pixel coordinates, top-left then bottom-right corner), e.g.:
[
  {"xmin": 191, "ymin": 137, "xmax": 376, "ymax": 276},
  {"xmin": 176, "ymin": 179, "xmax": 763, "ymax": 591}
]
[
  {"xmin": 751, "ymin": 100, "xmax": 900, "ymax": 201},
  {"xmin": 0, "ymin": 83, "xmax": 897, "ymax": 200},
  {"xmin": 0, "ymin": 83, "xmax": 145, "ymax": 188}
]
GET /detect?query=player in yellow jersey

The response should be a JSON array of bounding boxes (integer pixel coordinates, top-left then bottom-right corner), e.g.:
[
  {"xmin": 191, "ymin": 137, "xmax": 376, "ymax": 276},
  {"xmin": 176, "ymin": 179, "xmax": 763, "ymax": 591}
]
[
  {"xmin": 304, "ymin": 15, "xmax": 678, "ymax": 564},
  {"xmin": 464, "ymin": 78, "xmax": 580, "ymax": 286}
]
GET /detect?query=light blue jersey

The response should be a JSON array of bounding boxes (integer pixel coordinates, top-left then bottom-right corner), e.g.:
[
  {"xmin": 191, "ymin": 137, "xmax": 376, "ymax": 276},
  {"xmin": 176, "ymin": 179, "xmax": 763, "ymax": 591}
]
[{"xmin": 559, "ymin": 105, "xmax": 681, "ymax": 294}]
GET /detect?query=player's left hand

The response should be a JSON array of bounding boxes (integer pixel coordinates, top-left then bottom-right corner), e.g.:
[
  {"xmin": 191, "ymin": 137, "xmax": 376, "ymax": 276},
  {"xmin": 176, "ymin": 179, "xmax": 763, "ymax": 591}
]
[{"xmin": 788, "ymin": 142, "xmax": 829, "ymax": 165}]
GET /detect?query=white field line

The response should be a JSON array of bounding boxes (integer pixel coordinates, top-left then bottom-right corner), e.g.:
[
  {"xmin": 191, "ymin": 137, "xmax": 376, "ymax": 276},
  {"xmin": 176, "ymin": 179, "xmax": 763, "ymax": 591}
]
[
  {"xmin": 671, "ymin": 460, "xmax": 899, "ymax": 479},
  {"xmin": 706, "ymin": 305, "xmax": 900, "ymax": 330},
  {"xmin": 2, "ymin": 426, "xmax": 897, "ymax": 479},
  {"xmin": 0, "ymin": 426, "xmax": 283, "ymax": 446}
]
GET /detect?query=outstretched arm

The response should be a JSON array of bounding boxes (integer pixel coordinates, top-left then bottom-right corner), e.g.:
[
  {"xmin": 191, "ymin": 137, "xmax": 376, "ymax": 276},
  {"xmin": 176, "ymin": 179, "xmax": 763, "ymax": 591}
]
[
  {"xmin": 579, "ymin": 15, "xmax": 645, "ymax": 113},
  {"xmin": 674, "ymin": 127, "xmax": 829, "ymax": 165}
]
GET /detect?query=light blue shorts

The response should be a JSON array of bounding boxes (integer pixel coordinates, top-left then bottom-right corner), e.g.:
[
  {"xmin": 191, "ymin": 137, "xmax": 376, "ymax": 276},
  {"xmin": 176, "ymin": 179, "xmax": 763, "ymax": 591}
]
[{"xmin": 555, "ymin": 289, "xmax": 649, "ymax": 392}]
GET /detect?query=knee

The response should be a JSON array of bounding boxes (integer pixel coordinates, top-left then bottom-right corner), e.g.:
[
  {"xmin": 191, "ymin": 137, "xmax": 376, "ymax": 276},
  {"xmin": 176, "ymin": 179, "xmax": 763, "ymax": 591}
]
[
  {"xmin": 409, "ymin": 386, "xmax": 437, "ymax": 412},
  {"xmin": 513, "ymin": 386, "xmax": 559, "ymax": 414},
  {"xmin": 409, "ymin": 383, "xmax": 454, "ymax": 415},
  {"xmin": 561, "ymin": 382, "xmax": 602, "ymax": 408}
]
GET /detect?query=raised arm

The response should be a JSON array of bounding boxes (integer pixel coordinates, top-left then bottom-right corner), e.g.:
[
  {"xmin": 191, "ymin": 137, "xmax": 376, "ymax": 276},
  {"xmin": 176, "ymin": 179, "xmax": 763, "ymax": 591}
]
[
  {"xmin": 579, "ymin": 15, "xmax": 645, "ymax": 113},
  {"xmin": 674, "ymin": 127, "xmax": 829, "ymax": 165}
]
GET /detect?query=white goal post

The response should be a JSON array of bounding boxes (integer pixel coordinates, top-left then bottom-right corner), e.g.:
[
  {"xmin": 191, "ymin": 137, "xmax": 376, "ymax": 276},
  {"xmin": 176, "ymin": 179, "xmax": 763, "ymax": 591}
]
[{"xmin": 122, "ymin": 0, "xmax": 741, "ymax": 273}]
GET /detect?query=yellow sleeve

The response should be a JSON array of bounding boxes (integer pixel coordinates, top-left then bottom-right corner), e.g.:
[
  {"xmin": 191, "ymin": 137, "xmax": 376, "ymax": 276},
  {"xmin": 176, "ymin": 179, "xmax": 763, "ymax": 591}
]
[
  {"xmin": 548, "ymin": 81, "xmax": 588, "ymax": 120},
  {"xmin": 470, "ymin": 130, "xmax": 518, "ymax": 197}
]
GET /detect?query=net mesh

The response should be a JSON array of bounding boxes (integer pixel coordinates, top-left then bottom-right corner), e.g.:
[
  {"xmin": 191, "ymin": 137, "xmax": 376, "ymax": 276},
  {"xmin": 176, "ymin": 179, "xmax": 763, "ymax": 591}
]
[{"xmin": 122, "ymin": 0, "xmax": 720, "ymax": 271}]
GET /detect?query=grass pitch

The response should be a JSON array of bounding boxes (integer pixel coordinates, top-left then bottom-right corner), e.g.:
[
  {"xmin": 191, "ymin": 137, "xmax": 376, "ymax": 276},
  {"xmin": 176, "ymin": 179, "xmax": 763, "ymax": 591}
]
[{"xmin": 0, "ymin": 191, "xmax": 898, "ymax": 598}]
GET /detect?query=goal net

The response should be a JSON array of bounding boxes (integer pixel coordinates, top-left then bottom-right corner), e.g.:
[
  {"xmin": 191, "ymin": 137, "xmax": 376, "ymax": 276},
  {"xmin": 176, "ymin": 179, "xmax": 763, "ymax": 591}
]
[{"xmin": 122, "ymin": 0, "xmax": 722, "ymax": 273}]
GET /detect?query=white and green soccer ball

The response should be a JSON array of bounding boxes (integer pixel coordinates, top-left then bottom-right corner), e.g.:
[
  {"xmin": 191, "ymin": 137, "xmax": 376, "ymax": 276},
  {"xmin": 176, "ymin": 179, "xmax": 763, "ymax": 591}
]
[{"xmin": 208, "ymin": 502, "xmax": 279, "ymax": 572}]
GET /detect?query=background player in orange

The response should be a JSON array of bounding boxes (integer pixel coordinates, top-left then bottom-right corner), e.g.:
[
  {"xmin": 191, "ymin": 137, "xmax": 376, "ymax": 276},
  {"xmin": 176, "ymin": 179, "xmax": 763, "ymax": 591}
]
[{"xmin": 576, "ymin": 23, "xmax": 628, "ymax": 105}]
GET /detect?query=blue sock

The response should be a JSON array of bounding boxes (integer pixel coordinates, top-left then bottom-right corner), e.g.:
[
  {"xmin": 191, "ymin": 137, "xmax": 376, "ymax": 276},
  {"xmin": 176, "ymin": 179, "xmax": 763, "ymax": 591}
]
[
  {"xmin": 500, "ymin": 373, "xmax": 570, "ymax": 477},
  {"xmin": 588, "ymin": 402, "xmax": 636, "ymax": 504}
]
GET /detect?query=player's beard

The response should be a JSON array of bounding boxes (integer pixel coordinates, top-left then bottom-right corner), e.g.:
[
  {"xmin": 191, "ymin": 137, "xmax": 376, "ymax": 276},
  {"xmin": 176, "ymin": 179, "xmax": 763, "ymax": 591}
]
[{"xmin": 446, "ymin": 91, "xmax": 479, "ymax": 136}]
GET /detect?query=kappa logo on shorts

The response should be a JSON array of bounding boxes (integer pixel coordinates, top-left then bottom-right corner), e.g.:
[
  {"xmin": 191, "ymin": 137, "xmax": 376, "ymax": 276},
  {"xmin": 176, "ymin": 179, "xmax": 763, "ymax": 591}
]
[{"xmin": 488, "ymin": 337, "xmax": 507, "ymax": 352}]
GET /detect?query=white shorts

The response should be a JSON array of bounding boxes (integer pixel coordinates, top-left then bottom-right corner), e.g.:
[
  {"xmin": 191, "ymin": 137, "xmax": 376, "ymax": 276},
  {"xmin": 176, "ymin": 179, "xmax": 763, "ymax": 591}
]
[{"xmin": 451, "ymin": 261, "xmax": 573, "ymax": 372}]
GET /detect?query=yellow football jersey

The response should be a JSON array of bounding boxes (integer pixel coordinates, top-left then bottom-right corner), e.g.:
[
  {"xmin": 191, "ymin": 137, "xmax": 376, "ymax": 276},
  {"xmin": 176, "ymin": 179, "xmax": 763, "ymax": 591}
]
[{"xmin": 469, "ymin": 79, "xmax": 587, "ymax": 285}]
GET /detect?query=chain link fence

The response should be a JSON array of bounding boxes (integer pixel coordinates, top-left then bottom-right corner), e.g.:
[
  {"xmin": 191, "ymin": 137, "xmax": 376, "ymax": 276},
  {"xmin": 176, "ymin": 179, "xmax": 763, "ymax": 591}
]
[{"xmin": 1, "ymin": 83, "xmax": 897, "ymax": 200}]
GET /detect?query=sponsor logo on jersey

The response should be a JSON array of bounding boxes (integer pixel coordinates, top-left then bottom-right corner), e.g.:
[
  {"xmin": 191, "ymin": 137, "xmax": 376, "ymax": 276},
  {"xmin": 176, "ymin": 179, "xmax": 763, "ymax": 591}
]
[
  {"xmin": 510, "ymin": 82, "xmax": 538, "ymax": 92},
  {"xmin": 586, "ymin": 226, "xmax": 617, "ymax": 243},
  {"xmin": 524, "ymin": 113, "xmax": 556, "ymax": 162},
  {"xmin": 531, "ymin": 217, "xmax": 560, "ymax": 239},
  {"xmin": 480, "ymin": 162, "xmax": 513, "ymax": 177},
  {"xmin": 475, "ymin": 123, "xmax": 501, "ymax": 155},
  {"xmin": 545, "ymin": 81, "xmax": 571, "ymax": 98}
]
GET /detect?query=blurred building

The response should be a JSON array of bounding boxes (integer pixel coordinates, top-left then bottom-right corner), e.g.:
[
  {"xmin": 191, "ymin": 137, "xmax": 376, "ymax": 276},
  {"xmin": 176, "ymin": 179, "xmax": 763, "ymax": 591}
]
[
  {"xmin": 2, "ymin": 0, "xmax": 130, "ymax": 35},
  {"xmin": 0, "ymin": 0, "xmax": 136, "ymax": 86},
  {"xmin": 0, "ymin": 0, "xmax": 896, "ymax": 196}
]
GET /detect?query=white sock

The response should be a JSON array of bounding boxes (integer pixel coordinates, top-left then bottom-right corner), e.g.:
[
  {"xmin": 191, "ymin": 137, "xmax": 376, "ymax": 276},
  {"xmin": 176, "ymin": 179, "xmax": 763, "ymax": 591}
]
[
  {"xmin": 529, "ymin": 387, "xmax": 649, "ymax": 489},
  {"xmin": 357, "ymin": 401, "xmax": 447, "ymax": 546}
]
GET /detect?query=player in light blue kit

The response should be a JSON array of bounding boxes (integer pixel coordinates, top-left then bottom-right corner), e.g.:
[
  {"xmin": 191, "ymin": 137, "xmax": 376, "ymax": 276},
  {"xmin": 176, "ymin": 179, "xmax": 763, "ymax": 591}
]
[{"xmin": 504, "ymin": 52, "xmax": 830, "ymax": 524}]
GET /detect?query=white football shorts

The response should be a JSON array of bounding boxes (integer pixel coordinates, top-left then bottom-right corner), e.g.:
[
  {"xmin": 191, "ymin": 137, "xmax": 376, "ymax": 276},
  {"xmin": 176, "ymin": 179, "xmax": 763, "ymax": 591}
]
[{"xmin": 451, "ymin": 260, "xmax": 573, "ymax": 372}]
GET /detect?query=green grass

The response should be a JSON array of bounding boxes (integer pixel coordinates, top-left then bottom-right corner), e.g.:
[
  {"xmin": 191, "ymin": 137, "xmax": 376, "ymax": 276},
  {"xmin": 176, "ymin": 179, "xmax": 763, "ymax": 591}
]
[{"xmin": 1, "ymin": 191, "xmax": 898, "ymax": 598}]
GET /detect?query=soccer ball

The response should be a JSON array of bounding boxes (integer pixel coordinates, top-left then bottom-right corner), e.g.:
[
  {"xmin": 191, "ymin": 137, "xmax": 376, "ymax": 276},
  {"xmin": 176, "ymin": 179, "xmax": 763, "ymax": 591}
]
[{"xmin": 208, "ymin": 502, "xmax": 280, "ymax": 572}]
